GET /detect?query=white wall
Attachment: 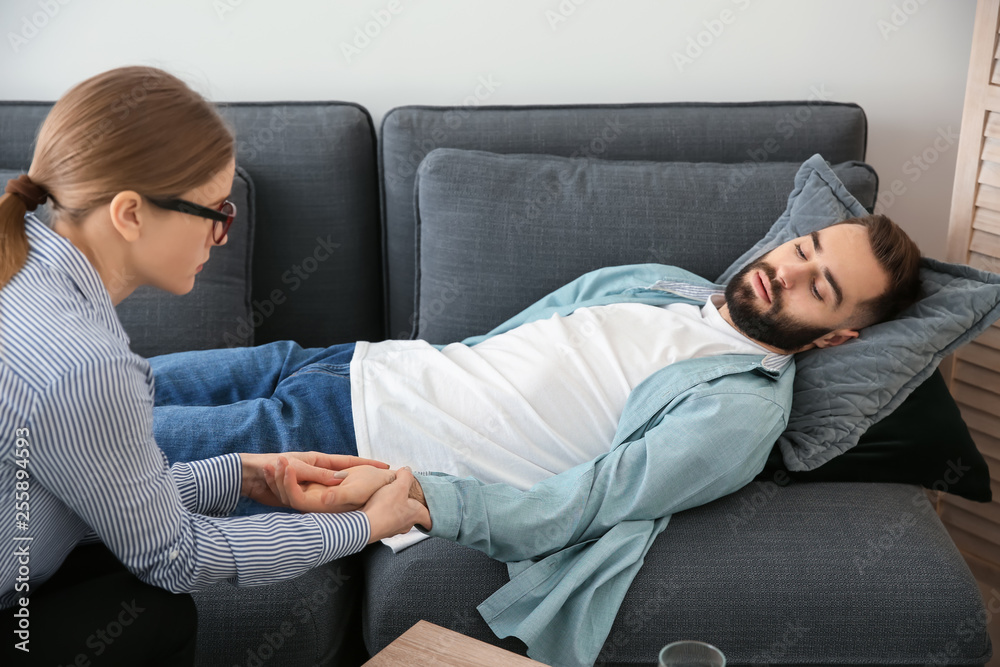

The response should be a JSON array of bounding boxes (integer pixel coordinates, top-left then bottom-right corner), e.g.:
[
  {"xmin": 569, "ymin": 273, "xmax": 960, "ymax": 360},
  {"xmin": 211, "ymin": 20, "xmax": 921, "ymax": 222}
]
[{"xmin": 0, "ymin": 0, "xmax": 977, "ymax": 260}]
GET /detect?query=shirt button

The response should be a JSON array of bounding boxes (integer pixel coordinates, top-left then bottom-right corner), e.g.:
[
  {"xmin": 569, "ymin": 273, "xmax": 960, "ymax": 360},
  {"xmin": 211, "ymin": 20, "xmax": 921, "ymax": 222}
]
[{"xmin": 169, "ymin": 550, "xmax": 179, "ymax": 560}]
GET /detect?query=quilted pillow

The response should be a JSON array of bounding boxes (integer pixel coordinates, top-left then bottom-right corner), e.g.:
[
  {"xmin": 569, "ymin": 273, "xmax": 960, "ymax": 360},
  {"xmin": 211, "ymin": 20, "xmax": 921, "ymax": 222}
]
[{"xmin": 719, "ymin": 153, "xmax": 1000, "ymax": 474}]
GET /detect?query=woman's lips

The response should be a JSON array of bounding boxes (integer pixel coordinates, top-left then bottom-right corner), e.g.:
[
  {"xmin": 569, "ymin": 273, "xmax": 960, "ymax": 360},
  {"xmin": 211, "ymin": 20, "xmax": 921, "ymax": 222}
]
[{"xmin": 754, "ymin": 271, "xmax": 772, "ymax": 304}]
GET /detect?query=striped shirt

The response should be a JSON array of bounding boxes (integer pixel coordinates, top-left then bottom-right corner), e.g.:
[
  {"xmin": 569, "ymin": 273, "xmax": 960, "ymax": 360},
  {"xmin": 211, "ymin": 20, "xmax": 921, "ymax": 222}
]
[{"xmin": 0, "ymin": 214, "xmax": 369, "ymax": 608}]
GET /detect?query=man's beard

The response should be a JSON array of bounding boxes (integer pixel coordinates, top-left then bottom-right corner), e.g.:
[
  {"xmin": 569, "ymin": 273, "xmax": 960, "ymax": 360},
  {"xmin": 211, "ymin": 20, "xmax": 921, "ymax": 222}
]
[{"xmin": 724, "ymin": 258, "xmax": 833, "ymax": 353}]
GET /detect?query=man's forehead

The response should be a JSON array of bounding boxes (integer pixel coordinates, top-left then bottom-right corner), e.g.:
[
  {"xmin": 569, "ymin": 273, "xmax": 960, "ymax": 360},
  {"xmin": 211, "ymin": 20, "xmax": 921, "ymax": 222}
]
[{"xmin": 814, "ymin": 225, "xmax": 888, "ymax": 304}]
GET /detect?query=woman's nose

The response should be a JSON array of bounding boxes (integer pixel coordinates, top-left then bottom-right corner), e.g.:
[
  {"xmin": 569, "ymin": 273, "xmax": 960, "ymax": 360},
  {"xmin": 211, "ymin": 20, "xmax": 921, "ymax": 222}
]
[{"xmin": 208, "ymin": 228, "xmax": 228, "ymax": 247}]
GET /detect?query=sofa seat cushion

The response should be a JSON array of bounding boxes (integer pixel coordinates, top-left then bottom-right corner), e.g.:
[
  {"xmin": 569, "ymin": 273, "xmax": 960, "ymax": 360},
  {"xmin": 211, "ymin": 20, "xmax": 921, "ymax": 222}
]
[
  {"xmin": 362, "ymin": 482, "xmax": 990, "ymax": 666},
  {"xmin": 192, "ymin": 558, "xmax": 365, "ymax": 667}
]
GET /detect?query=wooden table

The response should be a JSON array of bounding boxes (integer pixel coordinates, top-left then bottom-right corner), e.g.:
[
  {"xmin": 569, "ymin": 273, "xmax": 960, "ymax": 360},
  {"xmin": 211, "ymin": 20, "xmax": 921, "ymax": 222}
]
[{"xmin": 363, "ymin": 620, "xmax": 547, "ymax": 666}]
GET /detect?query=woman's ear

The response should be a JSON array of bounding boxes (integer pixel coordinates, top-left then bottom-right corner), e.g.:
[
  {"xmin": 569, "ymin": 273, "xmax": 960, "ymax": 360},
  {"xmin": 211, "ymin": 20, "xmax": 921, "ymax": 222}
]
[{"xmin": 107, "ymin": 191, "xmax": 145, "ymax": 242}]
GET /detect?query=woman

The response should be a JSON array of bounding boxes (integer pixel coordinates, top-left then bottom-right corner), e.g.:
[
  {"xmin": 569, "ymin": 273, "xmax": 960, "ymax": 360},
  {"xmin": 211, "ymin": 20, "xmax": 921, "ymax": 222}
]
[{"xmin": 0, "ymin": 66, "xmax": 425, "ymax": 666}]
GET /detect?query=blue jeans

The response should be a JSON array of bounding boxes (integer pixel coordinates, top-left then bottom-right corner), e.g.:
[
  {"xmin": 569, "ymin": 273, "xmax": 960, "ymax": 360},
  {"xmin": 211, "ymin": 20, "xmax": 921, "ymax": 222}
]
[{"xmin": 150, "ymin": 340, "xmax": 359, "ymax": 465}]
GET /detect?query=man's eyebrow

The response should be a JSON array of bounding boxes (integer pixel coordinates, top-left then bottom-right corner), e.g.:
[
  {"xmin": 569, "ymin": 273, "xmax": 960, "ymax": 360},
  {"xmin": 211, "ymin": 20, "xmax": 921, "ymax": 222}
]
[{"xmin": 810, "ymin": 230, "xmax": 843, "ymax": 310}]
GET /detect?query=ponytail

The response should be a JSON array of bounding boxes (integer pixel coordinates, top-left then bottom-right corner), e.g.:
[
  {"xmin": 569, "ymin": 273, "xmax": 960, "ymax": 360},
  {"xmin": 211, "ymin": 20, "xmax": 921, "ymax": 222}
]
[{"xmin": 0, "ymin": 190, "xmax": 29, "ymax": 289}]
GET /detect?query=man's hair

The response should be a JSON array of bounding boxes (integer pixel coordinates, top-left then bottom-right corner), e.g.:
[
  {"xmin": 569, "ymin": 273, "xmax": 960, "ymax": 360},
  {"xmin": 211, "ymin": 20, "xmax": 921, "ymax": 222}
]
[{"xmin": 831, "ymin": 213, "xmax": 922, "ymax": 329}]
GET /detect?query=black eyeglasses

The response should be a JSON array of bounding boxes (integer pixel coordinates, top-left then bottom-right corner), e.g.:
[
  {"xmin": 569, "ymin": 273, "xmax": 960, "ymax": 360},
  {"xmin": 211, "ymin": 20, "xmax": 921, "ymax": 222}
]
[{"xmin": 145, "ymin": 196, "xmax": 236, "ymax": 243}]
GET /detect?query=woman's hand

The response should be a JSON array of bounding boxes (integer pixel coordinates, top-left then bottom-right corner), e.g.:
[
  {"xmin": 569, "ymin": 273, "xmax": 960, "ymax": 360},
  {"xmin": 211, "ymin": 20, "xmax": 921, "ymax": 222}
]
[
  {"xmin": 362, "ymin": 467, "xmax": 432, "ymax": 543},
  {"xmin": 238, "ymin": 452, "xmax": 388, "ymax": 509},
  {"xmin": 263, "ymin": 456, "xmax": 397, "ymax": 513}
]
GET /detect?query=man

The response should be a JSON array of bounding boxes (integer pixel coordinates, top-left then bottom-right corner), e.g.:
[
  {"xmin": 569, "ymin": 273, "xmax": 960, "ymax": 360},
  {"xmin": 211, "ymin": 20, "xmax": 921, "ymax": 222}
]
[{"xmin": 251, "ymin": 213, "xmax": 923, "ymax": 667}]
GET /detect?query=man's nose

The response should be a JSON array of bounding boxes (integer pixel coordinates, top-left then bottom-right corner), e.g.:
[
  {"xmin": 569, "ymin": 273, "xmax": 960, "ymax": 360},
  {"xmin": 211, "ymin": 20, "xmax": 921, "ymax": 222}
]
[{"xmin": 775, "ymin": 262, "xmax": 807, "ymax": 289}]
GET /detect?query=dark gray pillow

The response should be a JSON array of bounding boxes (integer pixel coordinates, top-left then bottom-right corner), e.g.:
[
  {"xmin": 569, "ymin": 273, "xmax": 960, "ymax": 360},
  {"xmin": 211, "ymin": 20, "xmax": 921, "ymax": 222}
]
[
  {"xmin": 412, "ymin": 148, "xmax": 875, "ymax": 344},
  {"xmin": 1, "ymin": 166, "xmax": 256, "ymax": 358}
]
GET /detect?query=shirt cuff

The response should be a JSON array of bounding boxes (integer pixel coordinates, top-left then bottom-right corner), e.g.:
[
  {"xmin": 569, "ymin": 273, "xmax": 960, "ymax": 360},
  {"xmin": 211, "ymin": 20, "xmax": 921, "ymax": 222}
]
[
  {"xmin": 414, "ymin": 472, "xmax": 462, "ymax": 540},
  {"xmin": 312, "ymin": 511, "xmax": 371, "ymax": 562},
  {"xmin": 169, "ymin": 453, "xmax": 242, "ymax": 517}
]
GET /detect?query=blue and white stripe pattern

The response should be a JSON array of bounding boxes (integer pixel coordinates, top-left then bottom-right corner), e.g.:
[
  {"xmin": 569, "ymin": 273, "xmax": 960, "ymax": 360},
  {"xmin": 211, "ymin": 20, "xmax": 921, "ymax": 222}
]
[{"xmin": 0, "ymin": 214, "xmax": 369, "ymax": 609}]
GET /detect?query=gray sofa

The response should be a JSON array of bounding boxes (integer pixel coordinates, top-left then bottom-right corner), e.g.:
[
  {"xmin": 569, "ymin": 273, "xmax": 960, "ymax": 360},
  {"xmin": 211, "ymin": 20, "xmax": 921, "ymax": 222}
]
[{"xmin": 0, "ymin": 100, "xmax": 992, "ymax": 666}]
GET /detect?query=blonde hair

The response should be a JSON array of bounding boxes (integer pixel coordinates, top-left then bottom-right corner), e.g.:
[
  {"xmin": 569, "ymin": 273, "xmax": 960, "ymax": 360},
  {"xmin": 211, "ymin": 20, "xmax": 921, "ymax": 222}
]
[{"xmin": 0, "ymin": 65, "xmax": 235, "ymax": 288}]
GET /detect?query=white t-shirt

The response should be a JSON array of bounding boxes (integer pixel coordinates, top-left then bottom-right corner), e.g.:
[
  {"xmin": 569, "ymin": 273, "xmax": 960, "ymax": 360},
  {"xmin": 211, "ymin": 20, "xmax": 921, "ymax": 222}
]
[{"xmin": 349, "ymin": 294, "xmax": 773, "ymax": 491}]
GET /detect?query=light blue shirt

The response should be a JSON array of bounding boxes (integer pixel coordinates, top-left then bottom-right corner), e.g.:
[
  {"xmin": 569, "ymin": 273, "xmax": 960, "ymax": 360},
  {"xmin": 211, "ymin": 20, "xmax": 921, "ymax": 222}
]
[
  {"xmin": 0, "ymin": 215, "xmax": 370, "ymax": 608},
  {"xmin": 416, "ymin": 263, "xmax": 795, "ymax": 667}
]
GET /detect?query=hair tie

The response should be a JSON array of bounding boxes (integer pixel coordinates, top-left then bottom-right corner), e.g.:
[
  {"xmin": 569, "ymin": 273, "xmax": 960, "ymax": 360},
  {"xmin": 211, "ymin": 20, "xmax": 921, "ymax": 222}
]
[{"xmin": 5, "ymin": 174, "xmax": 49, "ymax": 211}]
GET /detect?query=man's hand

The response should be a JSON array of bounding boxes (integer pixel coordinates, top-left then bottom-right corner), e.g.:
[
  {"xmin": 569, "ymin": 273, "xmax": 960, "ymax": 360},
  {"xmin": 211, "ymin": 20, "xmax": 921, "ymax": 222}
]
[
  {"xmin": 238, "ymin": 452, "xmax": 389, "ymax": 509},
  {"xmin": 263, "ymin": 456, "xmax": 396, "ymax": 513},
  {"xmin": 362, "ymin": 468, "xmax": 432, "ymax": 543}
]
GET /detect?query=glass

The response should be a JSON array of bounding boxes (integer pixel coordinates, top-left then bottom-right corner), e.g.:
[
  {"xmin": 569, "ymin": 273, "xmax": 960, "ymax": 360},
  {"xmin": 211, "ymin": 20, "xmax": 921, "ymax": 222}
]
[
  {"xmin": 145, "ymin": 196, "xmax": 236, "ymax": 243},
  {"xmin": 658, "ymin": 640, "xmax": 726, "ymax": 667}
]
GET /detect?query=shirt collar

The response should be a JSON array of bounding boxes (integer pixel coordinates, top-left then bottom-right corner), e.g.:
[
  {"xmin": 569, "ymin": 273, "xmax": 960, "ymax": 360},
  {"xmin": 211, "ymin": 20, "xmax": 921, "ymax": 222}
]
[
  {"xmin": 23, "ymin": 213, "xmax": 130, "ymax": 346},
  {"xmin": 706, "ymin": 294, "xmax": 792, "ymax": 373},
  {"xmin": 647, "ymin": 279, "xmax": 791, "ymax": 373}
]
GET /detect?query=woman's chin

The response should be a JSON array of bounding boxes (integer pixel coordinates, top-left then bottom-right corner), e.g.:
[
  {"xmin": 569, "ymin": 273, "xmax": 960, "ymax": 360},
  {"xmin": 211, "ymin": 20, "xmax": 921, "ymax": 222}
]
[{"xmin": 159, "ymin": 277, "xmax": 197, "ymax": 296}]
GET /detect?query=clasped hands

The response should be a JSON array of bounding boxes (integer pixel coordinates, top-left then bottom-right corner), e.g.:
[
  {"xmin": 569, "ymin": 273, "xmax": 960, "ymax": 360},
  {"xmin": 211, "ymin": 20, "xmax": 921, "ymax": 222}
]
[{"xmin": 238, "ymin": 452, "xmax": 431, "ymax": 543}]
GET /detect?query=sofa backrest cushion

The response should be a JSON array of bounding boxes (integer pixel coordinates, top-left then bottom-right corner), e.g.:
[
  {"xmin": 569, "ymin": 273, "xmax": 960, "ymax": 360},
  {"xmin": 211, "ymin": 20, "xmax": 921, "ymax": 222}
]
[
  {"xmin": 382, "ymin": 101, "xmax": 868, "ymax": 338},
  {"xmin": 216, "ymin": 103, "xmax": 383, "ymax": 347},
  {"xmin": 411, "ymin": 148, "xmax": 876, "ymax": 344}
]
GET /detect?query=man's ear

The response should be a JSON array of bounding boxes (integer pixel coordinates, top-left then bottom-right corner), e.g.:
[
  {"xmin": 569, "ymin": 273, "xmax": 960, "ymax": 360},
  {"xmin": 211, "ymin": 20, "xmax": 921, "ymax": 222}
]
[
  {"xmin": 812, "ymin": 328, "xmax": 860, "ymax": 349},
  {"xmin": 108, "ymin": 191, "xmax": 145, "ymax": 242}
]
